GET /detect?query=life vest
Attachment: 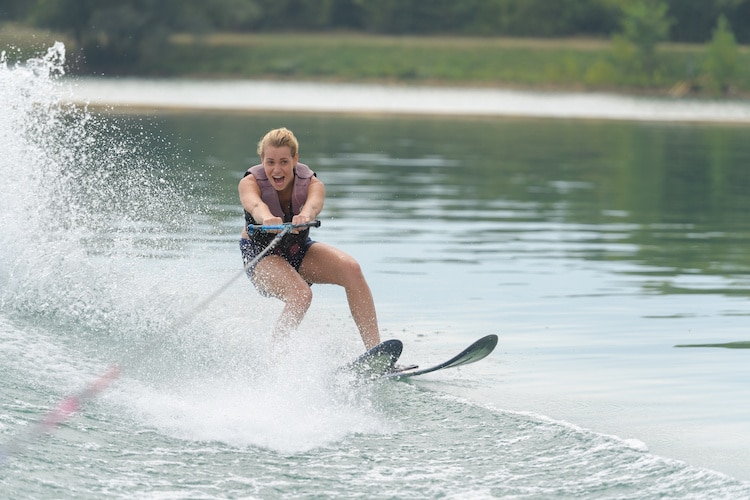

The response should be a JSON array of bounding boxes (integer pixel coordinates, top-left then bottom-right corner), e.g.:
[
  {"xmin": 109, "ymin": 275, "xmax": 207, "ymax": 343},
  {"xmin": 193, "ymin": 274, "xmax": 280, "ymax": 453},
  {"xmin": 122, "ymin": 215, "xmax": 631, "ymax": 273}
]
[{"xmin": 244, "ymin": 162, "xmax": 315, "ymax": 225}]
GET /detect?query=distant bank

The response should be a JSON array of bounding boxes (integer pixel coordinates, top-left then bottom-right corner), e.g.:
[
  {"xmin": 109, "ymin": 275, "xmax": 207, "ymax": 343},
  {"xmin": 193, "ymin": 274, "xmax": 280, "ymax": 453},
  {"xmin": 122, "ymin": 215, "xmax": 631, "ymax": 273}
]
[{"xmin": 64, "ymin": 77, "xmax": 750, "ymax": 124}]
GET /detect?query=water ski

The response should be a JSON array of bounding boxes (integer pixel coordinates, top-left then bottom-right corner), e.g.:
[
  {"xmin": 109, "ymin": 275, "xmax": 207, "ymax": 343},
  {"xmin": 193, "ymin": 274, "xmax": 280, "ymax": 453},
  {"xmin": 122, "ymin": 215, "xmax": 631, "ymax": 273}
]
[
  {"xmin": 383, "ymin": 334, "xmax": 498, "ymax": 379},
  {"xmin": 344, "ymin": 334, "xmax": 498, "ymax": 380},
  {"xmin": 343, "ymin": 339, "xmax": 403, "ymax": 378}
]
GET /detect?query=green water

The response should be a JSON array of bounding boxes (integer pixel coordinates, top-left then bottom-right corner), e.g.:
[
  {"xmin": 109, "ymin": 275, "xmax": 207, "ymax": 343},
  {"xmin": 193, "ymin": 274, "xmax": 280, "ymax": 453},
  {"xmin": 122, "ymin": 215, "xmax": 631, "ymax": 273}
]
[
  {"xmin": 4, "ymin": 89, "xmax": 750, "ymax": 496},
  {"xmin": 149, "ymin": 110, "xmax": 750, "ymax": 479},
  {"xmin": 157, "ymin": 111, "xmax": 750, "ymax": 297}
]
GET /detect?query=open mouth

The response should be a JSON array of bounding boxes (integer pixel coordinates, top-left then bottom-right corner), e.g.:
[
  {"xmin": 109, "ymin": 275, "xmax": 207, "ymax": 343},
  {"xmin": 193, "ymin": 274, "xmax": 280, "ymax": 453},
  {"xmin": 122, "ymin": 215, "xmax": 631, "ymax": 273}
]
[{"xmin": 272, "ymin": 175, "xmax": 285, "ymax": 187}]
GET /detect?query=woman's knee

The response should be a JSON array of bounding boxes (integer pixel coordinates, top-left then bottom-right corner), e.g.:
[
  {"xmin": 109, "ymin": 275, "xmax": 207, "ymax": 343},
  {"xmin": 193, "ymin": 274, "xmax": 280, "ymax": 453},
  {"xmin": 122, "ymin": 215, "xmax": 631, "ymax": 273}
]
[
  {"xmin": 287, "ymin": 284, "xmax": 313, "ymax": 310},
  {"xmin": 339, "ymin": 256, "xmax": 365, "ymax": 283}
]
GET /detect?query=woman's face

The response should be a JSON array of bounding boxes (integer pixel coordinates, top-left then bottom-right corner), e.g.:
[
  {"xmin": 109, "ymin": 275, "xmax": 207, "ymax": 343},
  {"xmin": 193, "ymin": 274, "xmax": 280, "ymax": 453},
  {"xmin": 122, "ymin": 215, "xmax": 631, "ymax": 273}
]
[{"xmin": 262, "ymin": 145, "xmax": 297, "ymax": 192}]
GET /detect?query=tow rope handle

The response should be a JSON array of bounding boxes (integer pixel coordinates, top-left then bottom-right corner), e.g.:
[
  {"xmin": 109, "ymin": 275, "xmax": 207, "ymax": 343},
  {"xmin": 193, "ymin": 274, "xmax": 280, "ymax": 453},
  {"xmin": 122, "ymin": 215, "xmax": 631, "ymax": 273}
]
[{"xmin": 247, "ymin": 220, "xmax": 321, "ymax": 235}]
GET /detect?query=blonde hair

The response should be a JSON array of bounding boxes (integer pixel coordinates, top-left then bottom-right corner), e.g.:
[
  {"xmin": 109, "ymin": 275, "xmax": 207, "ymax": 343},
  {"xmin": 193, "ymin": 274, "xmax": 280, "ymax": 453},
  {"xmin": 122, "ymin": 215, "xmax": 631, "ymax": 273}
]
[{"xmin": 257, "ymin": 127, "xmax": 299, "ymax": 159}]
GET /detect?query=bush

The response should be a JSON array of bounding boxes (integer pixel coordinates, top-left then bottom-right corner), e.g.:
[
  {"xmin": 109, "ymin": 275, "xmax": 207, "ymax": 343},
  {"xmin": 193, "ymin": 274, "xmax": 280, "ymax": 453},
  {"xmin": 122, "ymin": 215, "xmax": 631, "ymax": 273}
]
[
  {"xmin": 703, "ymin": 15, "xmax": 739, "ymax": 96},
  {"xmin": 611, "ymin": 0, "xmax": 672, "ymax": 84}
]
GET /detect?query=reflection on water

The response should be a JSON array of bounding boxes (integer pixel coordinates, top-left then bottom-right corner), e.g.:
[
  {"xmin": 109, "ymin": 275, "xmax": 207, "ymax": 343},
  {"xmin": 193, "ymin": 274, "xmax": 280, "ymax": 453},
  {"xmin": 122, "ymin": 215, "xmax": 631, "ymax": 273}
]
[
  {"xmin": 135, "ymin": 110, "xmax": 750, "ymax": 479},
  {"xmin": 91, "ymin": 110, "xmax": 750, "ymax": 480},
  {"xmin": 144, "ymin": 112, "xmax": 750, "ymax": 300},
  {"xmin": 677, "ymin": 341, "xmax": 750, "ymax": 348}
]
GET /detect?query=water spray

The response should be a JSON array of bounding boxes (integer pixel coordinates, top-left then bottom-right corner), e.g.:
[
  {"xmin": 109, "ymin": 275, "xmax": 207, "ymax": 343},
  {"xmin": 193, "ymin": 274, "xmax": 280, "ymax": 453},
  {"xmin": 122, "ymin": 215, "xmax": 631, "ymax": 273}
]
[{"xmin": 0, "ymin": 220, "xmax": 319, "ymax": 464}]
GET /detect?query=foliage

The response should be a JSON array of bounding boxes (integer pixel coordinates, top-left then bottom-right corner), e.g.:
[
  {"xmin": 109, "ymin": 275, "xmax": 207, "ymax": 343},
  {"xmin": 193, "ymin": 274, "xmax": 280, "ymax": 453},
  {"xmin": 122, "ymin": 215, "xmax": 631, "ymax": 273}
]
[
  {"xmin": 2, "ymin": 0, "xmax": 750, "ymax": 92},
  {"xmin": 469, "ymin": 0, "xmax": 621, "ymax": 37},
  {"xmin": 0, "ymin": 0, "xmax": 32, "ymax": 21},
  {"xmin": 665, "ymin": 0, "xmax": 750, "ymax": 43},
  {"xmin": 25, "ymin": 0, "xmax": 257, "ymax": 73},
  {"xmin": 134, "ymin": 33, "xmax": 749, "ymax": 96},
  {"xmin": 703, "ymin": 15, "xmax": 740, "ymax": 95},
  {"xmin": 610, "ymin": 0, "xmax": 672, "ymax": 84},
  {"xmin": 3, "ymin": 0, "xmax": 750, "ymax": 43}
]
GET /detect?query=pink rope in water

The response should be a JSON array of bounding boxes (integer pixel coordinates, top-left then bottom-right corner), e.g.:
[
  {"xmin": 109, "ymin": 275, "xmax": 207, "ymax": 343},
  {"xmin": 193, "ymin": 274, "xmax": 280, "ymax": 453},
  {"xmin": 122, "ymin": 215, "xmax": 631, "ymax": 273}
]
[
  {"xmin": 0, "ymin": 365, "xmax": 120, "ymax": 465},
  {"xmin": 37, "ymin": 365, "xmax": 121, "ymax": 433}
]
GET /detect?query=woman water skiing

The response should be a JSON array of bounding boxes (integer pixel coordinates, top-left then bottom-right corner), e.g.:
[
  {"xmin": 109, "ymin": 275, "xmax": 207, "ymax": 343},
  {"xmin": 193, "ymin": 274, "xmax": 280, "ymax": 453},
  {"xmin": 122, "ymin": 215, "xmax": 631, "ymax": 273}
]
[{"xmin": 239, "ymin": 127, "xmax": 381, "ymax": 350}]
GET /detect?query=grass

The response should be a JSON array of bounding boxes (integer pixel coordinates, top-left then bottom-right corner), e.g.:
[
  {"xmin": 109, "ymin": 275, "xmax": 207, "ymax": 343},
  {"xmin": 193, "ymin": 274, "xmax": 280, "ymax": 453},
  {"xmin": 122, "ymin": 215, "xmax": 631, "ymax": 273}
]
[
  {"xmin": 155, "ymin": 32, "xmax": 750, "ymax": 96},
  {"xmin": 3, "ymin": 25, "xmax": 749, "ymax": 97},
  {"xmin": 161, "ymin": 33, "xmax": 628, "ymax": 86}
]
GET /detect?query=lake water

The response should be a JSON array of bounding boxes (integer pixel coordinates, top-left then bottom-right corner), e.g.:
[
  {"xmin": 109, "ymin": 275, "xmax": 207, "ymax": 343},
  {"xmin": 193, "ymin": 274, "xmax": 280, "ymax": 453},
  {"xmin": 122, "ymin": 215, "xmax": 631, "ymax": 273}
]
[{"xmin": 2, "ymin": 44, "xmax": 750, "ymax": 498}]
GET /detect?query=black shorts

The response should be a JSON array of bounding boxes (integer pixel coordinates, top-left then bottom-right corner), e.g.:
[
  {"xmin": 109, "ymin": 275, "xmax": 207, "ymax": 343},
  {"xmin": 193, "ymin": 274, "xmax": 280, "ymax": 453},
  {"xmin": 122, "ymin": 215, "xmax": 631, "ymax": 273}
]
[{"xmin": 239, "ymin": 236, "xmax": 315, "ymax": 293}]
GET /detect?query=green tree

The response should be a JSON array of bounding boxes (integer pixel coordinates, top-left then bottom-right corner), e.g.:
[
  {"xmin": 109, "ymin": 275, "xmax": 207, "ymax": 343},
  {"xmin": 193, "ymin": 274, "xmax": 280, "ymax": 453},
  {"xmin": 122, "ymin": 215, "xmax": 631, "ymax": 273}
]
[
  {"xmin": 354, "ymin": 0, "xmax": 472, "ymax": 34},
  {"xmin": 477, "ymin": 0, "xmax": 619, "ymax": 37},
  {"xmin": 28, "ymin": 0, "xmax": 260, "ymax": 73},
  {"xmin": 704, "ymin": 14, "xmax": 739, "ymax": 95},
  {"xmin": 611, "ymin": 0, "xmax": 672, "ymax": 83},
  {"xmin": 666, "ymin": 0, "xmax": 750, "ymax": 43},
  {"xmin": 0, "ymin": 0, "xmax": 33, "ymax": 21}
]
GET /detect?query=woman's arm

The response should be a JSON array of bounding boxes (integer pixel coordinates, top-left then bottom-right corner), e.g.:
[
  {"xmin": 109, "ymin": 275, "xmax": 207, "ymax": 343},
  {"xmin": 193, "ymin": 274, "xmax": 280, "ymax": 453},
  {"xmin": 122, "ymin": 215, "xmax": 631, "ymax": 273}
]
[
  {"xmin": 294, "ymin": 176, "xmax": 325, "ymax": 225},
  {"xmin": 238, "ymin": 174, "xmax": 279, "ymax": 226}
]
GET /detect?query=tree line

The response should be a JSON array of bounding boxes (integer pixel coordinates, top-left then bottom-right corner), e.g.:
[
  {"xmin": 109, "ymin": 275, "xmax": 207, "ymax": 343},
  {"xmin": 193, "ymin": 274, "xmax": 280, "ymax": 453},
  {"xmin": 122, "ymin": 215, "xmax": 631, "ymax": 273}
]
[
  {"xmin": 4, "ymin": 0, "xmax": 748, "ymax": 41},
  {"xmin": 1, "ymin": 0, "xmax": 747, "ymax": 81}
]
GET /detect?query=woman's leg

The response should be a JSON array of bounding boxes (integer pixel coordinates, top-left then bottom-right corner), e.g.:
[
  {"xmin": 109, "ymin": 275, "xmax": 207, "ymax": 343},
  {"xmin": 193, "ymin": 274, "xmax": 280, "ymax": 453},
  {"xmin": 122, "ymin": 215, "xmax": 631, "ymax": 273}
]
[
  {"xmin": 299, "ymin": 243, "xmax": 381, "ymax": 349},
  {"xmin": 253, "ymin": 255, "xmax": 313, "ymax": 343}
]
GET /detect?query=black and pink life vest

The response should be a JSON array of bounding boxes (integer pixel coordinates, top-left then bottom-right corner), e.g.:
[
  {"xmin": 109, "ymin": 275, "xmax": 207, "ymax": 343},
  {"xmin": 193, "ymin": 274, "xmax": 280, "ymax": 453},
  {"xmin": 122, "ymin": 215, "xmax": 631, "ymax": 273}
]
[{"xmin": 243, "ymin": 162, "xmax": 315, "ymax": 226}]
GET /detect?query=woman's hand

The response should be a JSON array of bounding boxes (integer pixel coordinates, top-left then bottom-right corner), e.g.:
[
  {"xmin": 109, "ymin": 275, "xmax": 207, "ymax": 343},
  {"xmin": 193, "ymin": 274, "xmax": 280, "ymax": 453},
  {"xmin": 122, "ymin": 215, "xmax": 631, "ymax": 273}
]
[
  {"xmin": 263, "ymin": 216, "xmax": 284, "ymax": 233},
  {"xmin": 291, "ymin": 213, "xmax": 312, "ymax": 233}
]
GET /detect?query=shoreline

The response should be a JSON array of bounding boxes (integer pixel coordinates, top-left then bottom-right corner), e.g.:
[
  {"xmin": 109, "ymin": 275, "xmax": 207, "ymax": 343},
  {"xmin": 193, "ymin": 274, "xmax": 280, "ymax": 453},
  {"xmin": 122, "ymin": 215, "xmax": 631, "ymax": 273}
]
[{"xmin": 64, "ymin": 77, "xmax": 750, "ymax": 124}]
